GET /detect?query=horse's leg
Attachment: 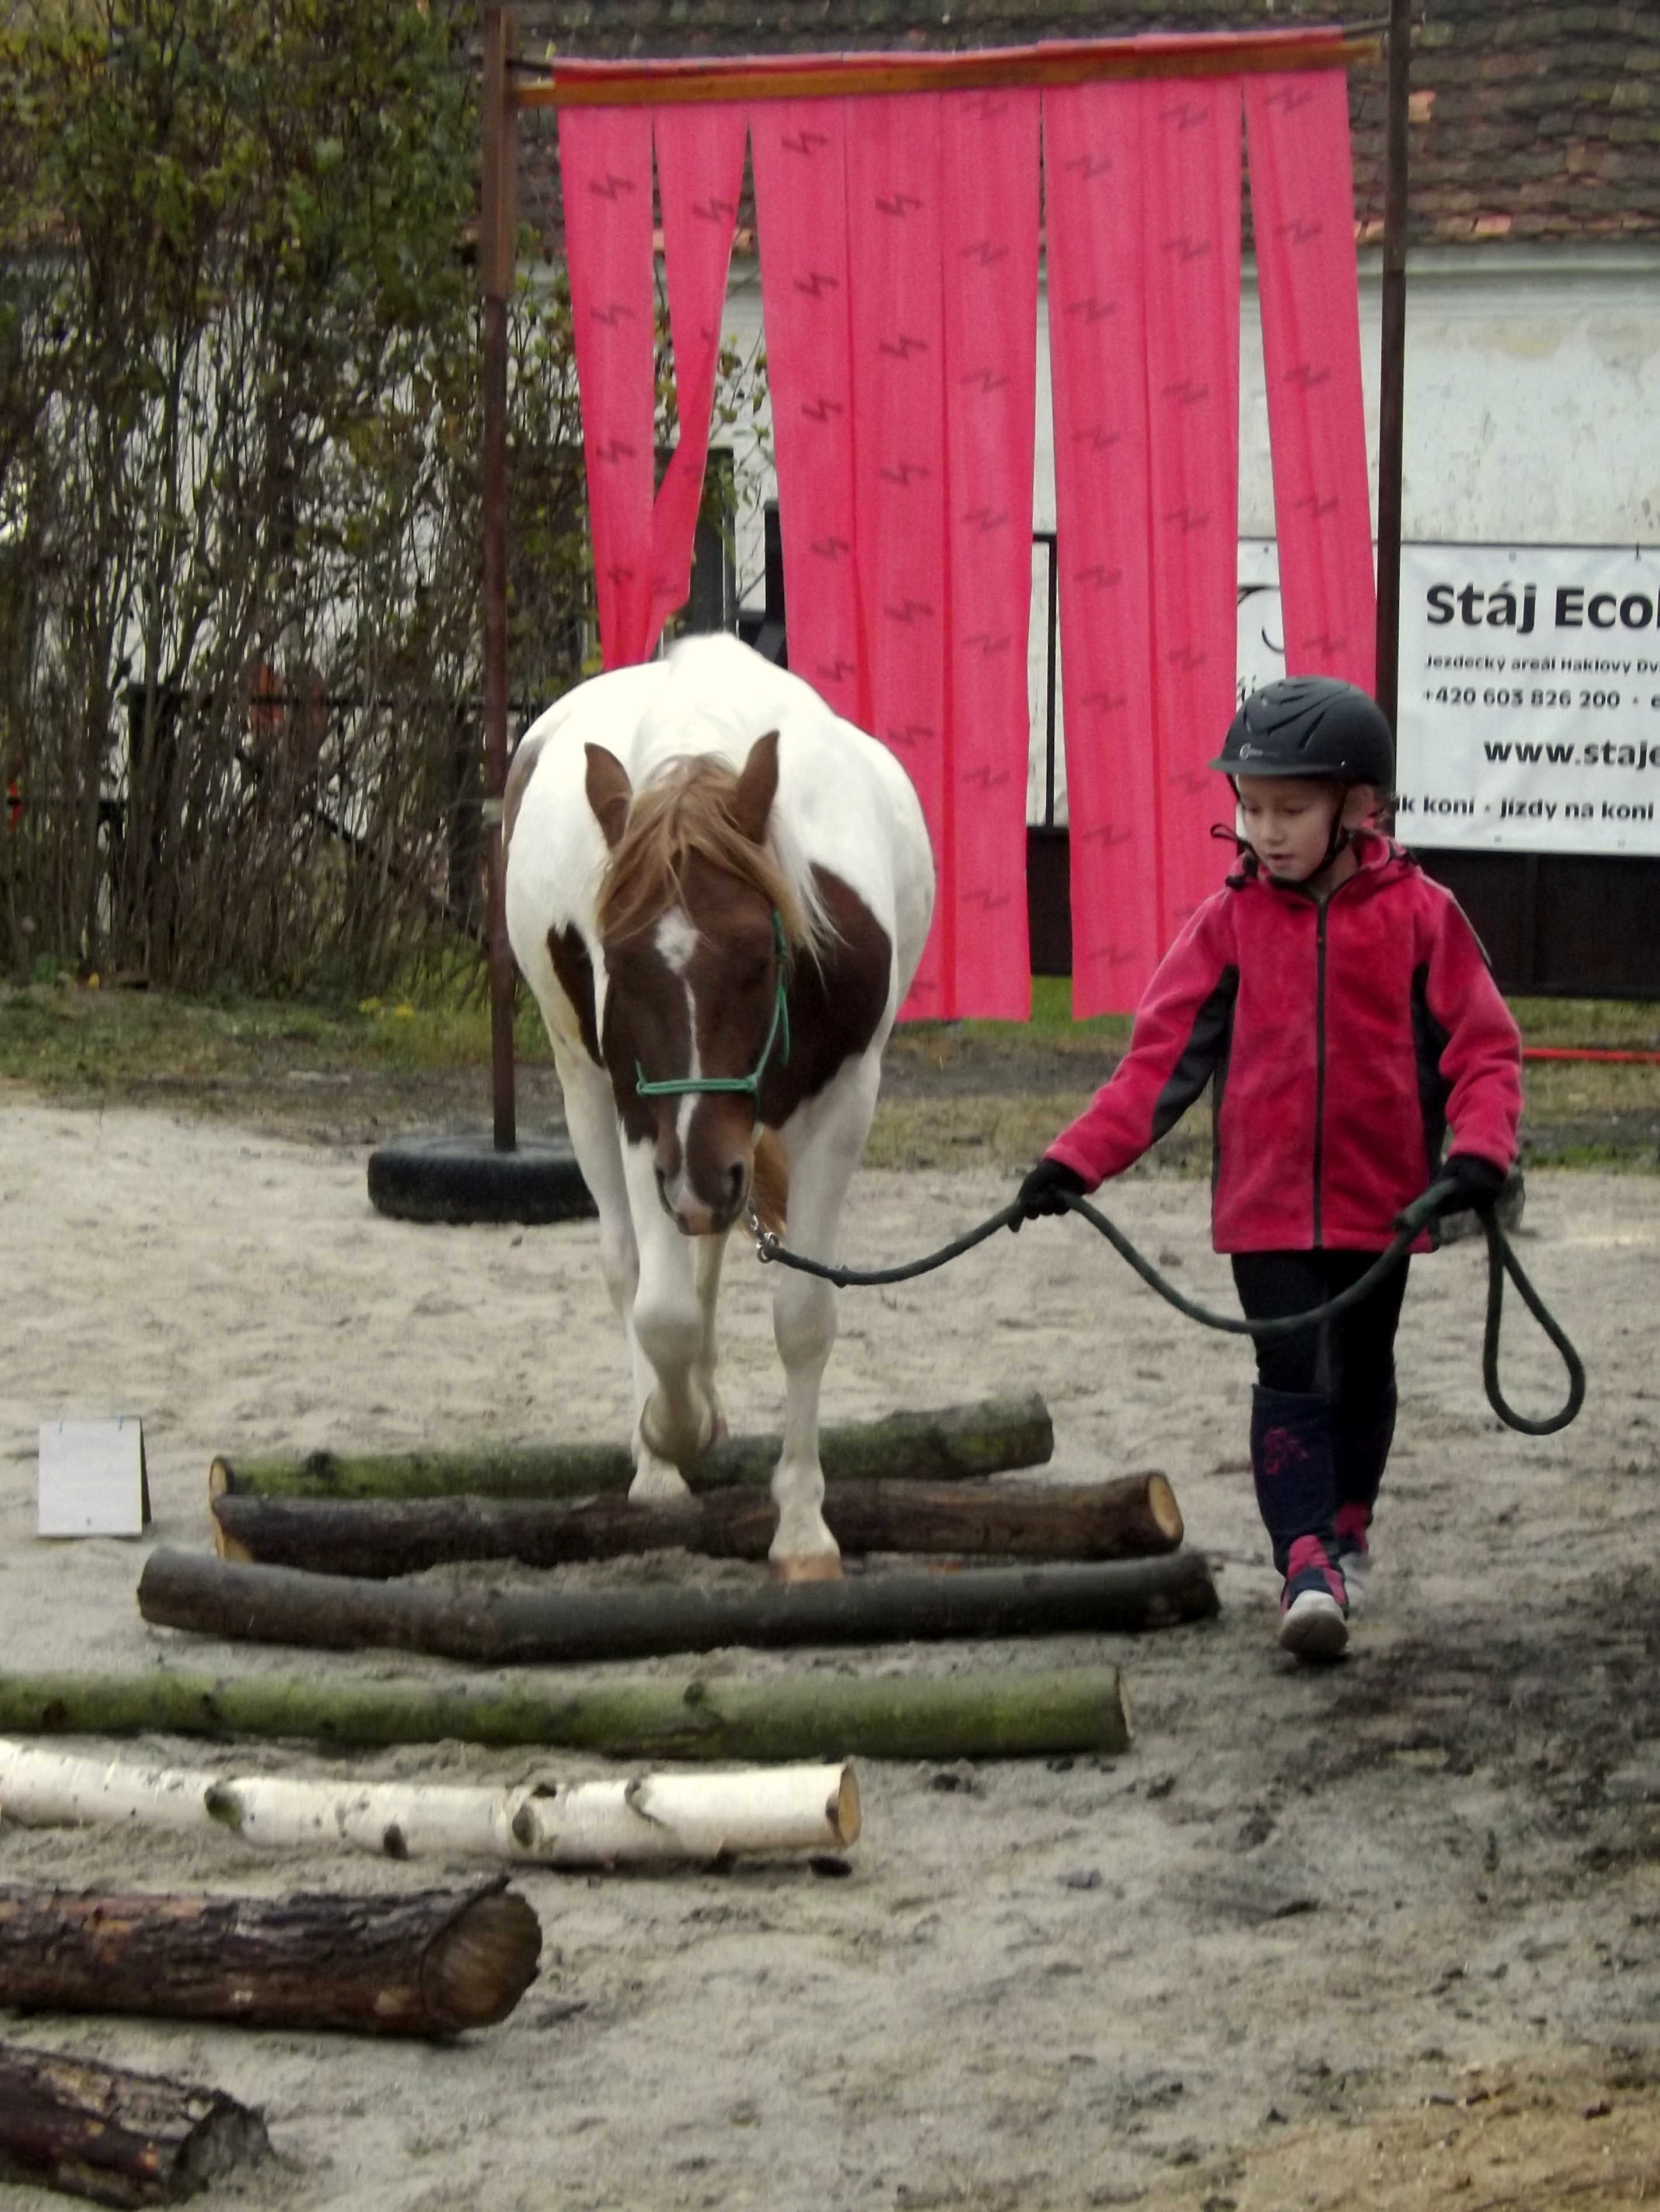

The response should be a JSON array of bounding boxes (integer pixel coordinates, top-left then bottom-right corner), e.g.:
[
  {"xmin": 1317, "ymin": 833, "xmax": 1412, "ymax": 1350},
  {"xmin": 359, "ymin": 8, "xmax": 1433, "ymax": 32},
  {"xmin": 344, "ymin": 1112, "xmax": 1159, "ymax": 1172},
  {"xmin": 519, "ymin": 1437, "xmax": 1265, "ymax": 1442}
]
[
  {"xmin": 621, "ymin": 1136, "xmax": 719, "ymax": 1495},
  {"xmin": 766, "ymin": 1057, "xmax": 880, "ymax": 1581},
  {"xmin": 692, "ymin": 1228, "xmax": 731, "ymax": 1451},
  {"xmin": 551, "ymin": 1042, "xmax": 685, "ymax": 1499}
]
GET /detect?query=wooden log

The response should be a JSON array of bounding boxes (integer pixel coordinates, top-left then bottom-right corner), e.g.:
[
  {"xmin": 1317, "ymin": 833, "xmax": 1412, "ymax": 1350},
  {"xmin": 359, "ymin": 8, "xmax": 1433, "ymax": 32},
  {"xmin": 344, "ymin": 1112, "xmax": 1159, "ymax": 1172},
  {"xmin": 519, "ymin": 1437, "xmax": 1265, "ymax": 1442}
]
[
  {"xmin": 0, "ymin": 1742, "xmax": 858, "ymax": 1867},
  {"xmin": 0, "ymin": 1879, "xmax": 540, "ymax": 2037},
  {"xmin": 0, "ymin": 1662, "xmax": 1133, "ymax": 1762},
  {"xmin": 138, "ymin": 1548, "xmax": 1219, "ymax": 1665},
  {"xmin": 210, "ymin": 1471, "xmax": 1183, "ymax": 1577},
  {"xmin": 208, "ymin": 1391, "xmax": 1053, "ymax": 1504},
  {"xmin": 0, "ymin": 2040, "xmax": 270, "ymax": 2207}
]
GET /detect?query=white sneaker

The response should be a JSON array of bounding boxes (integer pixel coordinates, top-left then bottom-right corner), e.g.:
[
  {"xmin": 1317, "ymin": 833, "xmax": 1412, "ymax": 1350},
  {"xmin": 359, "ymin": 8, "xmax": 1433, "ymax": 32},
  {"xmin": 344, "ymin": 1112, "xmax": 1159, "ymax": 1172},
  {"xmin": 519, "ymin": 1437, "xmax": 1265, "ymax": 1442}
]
[
  {"xmin": 1337, "ymin": 1546, "xmax": 1372, "ymax": 1612},
  {"xmin": 1278, "ymin": 1588, "xmax": 1350, "ymax": 1660}
]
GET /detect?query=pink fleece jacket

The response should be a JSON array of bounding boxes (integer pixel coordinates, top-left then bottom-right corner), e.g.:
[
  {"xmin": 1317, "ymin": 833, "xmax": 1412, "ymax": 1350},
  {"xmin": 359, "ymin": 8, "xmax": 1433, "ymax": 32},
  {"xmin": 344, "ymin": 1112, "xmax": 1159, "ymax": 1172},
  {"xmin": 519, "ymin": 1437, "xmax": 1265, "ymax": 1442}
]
[{"xmin": 1046, "ymin": 834, "xmax": 1522, "ymax": 1252}]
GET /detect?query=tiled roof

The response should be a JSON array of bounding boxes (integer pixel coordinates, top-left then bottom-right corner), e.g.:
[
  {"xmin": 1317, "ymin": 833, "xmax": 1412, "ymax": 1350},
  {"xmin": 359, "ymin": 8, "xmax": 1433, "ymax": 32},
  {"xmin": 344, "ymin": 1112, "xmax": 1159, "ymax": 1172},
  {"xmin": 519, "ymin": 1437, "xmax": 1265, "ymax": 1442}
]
[{"xmin": 509, "ymin": 1, "xmax": 1660, "ymax": 249}]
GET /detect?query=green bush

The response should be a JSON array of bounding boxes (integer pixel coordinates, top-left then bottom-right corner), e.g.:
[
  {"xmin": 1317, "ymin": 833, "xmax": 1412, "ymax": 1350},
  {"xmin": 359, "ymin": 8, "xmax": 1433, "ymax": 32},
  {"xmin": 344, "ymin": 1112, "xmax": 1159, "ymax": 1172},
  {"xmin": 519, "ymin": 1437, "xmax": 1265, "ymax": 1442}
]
[{"xmin": 0, "ymin": 0, "xmax": 593, "ymax": 993}]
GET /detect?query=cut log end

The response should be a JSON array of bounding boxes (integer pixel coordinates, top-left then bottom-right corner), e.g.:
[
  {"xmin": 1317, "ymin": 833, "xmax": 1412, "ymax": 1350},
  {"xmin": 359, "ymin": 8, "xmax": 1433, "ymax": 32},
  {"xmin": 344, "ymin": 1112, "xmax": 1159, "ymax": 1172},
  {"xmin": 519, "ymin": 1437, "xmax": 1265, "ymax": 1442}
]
[
  {"xmin": 829, "ymin": 1765, "xmax": 861, "ymax": 1847},
  {"xmin": 207, "ymin": 1456, "xmax": 235, "ymax": 1502},
  {"xmin": 0, "ymin": 2040, "xmax": 270, "ymax": 2204},
  {"xmin": 177, "ymin": 2096, "xmax": 274, "ymax": 2193},
  {"xmin": 1147, "ymin": 1473, "xmax": 1184, "ymax": 1547},
  {"xmin": 424, "ymin": 1885, "xmax": 543, "ymax": 2032}
]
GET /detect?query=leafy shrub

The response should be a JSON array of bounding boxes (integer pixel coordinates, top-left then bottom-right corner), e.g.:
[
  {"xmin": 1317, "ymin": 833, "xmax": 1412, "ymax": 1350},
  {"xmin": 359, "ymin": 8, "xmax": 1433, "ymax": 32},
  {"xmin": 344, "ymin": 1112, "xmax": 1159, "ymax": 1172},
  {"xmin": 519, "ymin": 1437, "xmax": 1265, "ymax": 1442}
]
[{"xmin": 0, "ymin": 0, "xmax": 593, "ymax": 991}]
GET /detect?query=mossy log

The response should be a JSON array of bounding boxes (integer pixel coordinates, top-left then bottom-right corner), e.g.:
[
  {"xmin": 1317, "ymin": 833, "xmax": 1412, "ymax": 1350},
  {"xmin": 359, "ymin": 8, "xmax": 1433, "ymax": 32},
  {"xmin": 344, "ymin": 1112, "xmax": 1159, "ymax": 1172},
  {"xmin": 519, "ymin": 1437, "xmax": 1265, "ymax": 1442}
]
[
  {"xmin": 210, "ymin": 1472, "xmax": 1183, "ymax": 1577},
  {"xmin": 0, "ymin": 1879, "xmax": 540, "ymax": 2037},
  {"xmin": 0, "ymin": 1664, "xmax": 1133, "ymax": 1762},
  {"xmin": 208, "ymin": 1392, "xmax": 1053, "ymax": 1504},
  {"xmin": 0, "ymin": 2040, "xmax": 270, "ymax": 2207},
  {"xmin": 139, "ymin": 1547, "xmax": 1218, "ymax": 1665}
]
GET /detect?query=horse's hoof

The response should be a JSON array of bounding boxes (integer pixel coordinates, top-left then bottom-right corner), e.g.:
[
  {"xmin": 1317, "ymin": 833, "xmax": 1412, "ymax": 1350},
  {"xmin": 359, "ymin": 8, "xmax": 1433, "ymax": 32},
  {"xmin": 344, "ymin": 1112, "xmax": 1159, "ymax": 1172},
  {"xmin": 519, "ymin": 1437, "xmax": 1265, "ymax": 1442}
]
[{"xmin": 769, "ymin": 1553, "xmax": 844, "ymax": 1585}]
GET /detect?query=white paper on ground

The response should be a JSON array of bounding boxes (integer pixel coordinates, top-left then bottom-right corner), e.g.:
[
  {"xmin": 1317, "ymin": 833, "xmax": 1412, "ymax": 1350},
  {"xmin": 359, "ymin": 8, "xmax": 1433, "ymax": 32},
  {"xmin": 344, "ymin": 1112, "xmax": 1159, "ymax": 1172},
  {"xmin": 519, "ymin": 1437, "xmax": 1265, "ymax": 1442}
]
[{"xmin": 37, "ymin": 1420, "xmax": 150, "ymax": 1538}]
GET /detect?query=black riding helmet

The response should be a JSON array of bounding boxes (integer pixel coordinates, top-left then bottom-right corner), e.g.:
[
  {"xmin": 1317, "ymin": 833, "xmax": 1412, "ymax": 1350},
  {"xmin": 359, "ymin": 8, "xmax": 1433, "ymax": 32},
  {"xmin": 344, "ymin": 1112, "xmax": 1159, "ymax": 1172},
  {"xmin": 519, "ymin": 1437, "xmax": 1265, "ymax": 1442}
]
[{"xmin": 1210, "ymin": 676, "xmax": 1395, "ymax": 787}]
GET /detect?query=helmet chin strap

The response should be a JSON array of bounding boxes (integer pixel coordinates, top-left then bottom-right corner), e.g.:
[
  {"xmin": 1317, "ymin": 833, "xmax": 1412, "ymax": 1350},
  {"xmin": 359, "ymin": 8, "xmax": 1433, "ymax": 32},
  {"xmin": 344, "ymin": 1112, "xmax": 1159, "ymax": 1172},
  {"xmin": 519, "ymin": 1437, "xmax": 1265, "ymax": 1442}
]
[{"xmin": 1316, "ymin": 805, "xmax": 1356, "ymax": 875}]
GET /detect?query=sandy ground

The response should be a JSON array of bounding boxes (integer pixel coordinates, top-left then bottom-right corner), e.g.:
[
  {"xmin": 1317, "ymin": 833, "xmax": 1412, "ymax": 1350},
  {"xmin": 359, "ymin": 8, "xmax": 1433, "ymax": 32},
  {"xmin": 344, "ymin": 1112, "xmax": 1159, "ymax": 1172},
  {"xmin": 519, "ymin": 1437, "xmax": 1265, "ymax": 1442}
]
[{"xmin": 0, "ymin": 1098, "xmax": 1657, "ymax": 2210}]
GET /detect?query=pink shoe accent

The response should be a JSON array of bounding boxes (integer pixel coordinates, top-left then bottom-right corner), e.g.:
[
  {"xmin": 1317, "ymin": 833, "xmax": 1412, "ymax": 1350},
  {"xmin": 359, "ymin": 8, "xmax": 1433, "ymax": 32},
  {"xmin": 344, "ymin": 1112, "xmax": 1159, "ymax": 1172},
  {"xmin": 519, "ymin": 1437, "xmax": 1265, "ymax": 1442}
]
[
  {"xmin": 1334, "ymin": 1502, "xmax": 1371, "ymax": 1556},
  {"xmin": 1285, "ymin": 1533, "xmax": 1348, "ymax": 1608}
]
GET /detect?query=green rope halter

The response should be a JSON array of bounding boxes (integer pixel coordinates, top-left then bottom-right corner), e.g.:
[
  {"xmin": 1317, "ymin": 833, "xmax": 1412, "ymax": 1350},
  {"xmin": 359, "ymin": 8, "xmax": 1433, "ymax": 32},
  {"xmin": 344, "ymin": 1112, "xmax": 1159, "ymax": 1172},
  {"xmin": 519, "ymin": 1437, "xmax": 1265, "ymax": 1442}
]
[{"xmin": 634, "ymin": 911, "xmax": 791, "ymax": 1100}]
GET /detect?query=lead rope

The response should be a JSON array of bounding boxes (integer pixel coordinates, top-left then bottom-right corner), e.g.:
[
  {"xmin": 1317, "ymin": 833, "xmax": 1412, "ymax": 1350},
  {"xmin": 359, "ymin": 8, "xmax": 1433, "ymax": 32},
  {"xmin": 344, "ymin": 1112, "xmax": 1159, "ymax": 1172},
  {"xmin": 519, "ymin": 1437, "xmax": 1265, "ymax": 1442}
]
[{"xmin": 750, "ymin": 1179, "xmax": 1585, "ymax": 1438}]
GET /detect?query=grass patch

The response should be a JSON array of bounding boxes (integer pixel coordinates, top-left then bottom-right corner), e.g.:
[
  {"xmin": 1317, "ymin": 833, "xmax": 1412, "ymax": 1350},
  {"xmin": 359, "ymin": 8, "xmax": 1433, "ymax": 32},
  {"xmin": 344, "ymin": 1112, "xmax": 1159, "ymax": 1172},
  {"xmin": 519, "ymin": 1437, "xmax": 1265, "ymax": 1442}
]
[
  {"xmin": 0, "ymin": 974, "xmax": 551, "ymax": 1098},
  {"xmin": 1, "ymin": 972, "xmax": 1654, "ymax": 1171},
  {"xmin": 1511, "ymin": 996, "xmax": 1660, "ymax": 1050}
]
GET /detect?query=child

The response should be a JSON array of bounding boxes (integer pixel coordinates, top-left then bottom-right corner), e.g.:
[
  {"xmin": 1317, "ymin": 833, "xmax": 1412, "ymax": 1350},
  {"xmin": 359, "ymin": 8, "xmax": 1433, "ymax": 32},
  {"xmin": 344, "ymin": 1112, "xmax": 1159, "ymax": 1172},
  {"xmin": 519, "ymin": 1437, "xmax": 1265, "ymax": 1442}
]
[{"xmin": 1014, "ymin": 677, "xmax": 1522, "ymax": 1661}]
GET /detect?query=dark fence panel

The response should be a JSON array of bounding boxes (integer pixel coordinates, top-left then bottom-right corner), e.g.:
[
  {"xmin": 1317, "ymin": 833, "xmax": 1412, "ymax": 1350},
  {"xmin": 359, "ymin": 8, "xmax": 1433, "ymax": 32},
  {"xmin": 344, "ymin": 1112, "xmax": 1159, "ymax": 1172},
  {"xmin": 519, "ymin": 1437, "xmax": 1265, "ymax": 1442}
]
[{"xmin": 1416, "ymin": 850, "xmax": 1660, "ymax": 1000}]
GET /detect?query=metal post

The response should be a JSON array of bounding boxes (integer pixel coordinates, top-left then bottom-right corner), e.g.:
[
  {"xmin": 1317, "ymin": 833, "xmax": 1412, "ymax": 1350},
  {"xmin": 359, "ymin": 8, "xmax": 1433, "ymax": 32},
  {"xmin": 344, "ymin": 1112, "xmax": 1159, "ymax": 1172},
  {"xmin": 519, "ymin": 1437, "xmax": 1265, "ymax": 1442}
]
[
  {"xmin": 1374, "ymin": 0, "xmax": 1411, "ymax": 730},
  {"xmin": 481, "ymin": 4, "xmax": 517, "ymax": 1151},
  {"xmin": 1044, "ymin": 535, "xmax": 1058, "ymax": 830}
]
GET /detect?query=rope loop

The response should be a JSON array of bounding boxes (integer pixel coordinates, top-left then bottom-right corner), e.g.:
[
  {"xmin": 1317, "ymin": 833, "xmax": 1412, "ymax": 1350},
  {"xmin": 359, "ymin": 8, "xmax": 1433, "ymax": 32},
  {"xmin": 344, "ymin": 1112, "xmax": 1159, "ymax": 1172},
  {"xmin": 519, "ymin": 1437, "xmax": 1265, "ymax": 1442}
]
[{"xmin": 751, "ymin": 1178, "xmax": 1585, "ymax": 1436}]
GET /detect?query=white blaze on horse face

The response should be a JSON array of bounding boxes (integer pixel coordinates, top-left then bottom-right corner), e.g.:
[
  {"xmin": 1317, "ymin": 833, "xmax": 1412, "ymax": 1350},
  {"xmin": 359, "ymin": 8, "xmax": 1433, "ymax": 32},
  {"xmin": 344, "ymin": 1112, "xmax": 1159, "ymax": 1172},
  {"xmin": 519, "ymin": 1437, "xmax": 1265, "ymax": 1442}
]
[
  {"xmin": 653, "ymin": 908, "xmax": 698, "ymax": 977},
  {"xmin": 652, "ymin": 907, "xmax": 705, "ymax": 1224}
]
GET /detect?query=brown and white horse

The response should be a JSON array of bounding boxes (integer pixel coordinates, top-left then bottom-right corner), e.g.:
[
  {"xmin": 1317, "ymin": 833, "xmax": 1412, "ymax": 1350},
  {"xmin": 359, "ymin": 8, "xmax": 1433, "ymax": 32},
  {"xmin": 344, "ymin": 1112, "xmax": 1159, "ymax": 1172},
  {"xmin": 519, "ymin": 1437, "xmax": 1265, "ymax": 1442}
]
[{"xmin": 504, "ymin": 634, "xmax": 934, "ymax": 1578}]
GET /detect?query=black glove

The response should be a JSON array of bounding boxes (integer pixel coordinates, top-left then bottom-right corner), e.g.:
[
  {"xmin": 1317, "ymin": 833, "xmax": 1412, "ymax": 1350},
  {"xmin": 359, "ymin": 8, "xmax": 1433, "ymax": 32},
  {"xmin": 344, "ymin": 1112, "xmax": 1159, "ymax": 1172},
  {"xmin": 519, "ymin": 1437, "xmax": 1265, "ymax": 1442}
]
[
  {"xmin": 1399, "ymin": 1151, "xmax": 1508, "ymax": 1231},
  {"xmin": 1011, "ymin": 1158, "xmax": 1086, "ymax": 1232}
]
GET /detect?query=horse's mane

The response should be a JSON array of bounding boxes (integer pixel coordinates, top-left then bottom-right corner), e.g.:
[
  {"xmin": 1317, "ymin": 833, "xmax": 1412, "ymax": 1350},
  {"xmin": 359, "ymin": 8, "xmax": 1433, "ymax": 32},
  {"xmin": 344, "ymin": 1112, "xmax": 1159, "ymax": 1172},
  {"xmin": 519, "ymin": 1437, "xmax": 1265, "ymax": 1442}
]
[{"xmin": 595, "ymin": 753, "xmax": 833, "ymax": 960}]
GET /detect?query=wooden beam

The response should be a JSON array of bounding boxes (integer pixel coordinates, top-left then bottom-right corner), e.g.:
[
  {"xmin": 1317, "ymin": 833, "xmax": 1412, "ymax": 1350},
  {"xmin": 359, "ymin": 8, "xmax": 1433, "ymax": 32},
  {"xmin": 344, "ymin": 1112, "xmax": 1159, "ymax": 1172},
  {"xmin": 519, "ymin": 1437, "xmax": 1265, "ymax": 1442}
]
[
  {"xmin": 209, "ymin": 1472, "xmax": 1183, "ymax": 1576},
  {"xmin": 0, "ymin": 2042, "xmax": 269, "ymax": 2207},
  {"xmin": 138, "ymin": 1547, "xmax": 1221, "ymax": 1664},
  {"xmin": 514, "ymin": 36, "xmax": 1381, "ymax": 109},
  {"xmin": 0, "ymin": 1881, "xmax": 540, "ymax": 2036},
  {"xmin": 207, "ymin": 1393, "xmax": 1055, "ymax": 1504},
  {"xmin": 0, "ymin": 1745, "xmax": 858, "ymax": 1869},
  {"xmin": 481, "ymin": 2, "xmax": 517, "ymax": 1151},
  {"xmin": 0, "ymin": 1662, "xmax": 1134, "ymax": 1762}
]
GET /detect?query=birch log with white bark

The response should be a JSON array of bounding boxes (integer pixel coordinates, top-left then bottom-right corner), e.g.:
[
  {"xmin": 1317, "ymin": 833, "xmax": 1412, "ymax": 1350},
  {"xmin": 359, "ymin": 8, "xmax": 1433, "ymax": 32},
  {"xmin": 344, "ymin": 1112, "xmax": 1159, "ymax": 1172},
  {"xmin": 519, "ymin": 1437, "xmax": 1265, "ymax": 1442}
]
[{"xmin": 0, "ymin": 1741, "xmax": 859, "ymax": 1867}]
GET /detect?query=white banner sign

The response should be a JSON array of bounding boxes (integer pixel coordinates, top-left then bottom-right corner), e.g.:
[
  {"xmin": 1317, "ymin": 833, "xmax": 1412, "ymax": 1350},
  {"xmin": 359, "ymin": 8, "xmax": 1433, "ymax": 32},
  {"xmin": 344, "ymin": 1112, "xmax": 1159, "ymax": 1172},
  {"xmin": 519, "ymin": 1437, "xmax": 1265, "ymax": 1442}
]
[{"xmin": 1396, "ymin": 543, "xmax": 1660, "ymax": 853}]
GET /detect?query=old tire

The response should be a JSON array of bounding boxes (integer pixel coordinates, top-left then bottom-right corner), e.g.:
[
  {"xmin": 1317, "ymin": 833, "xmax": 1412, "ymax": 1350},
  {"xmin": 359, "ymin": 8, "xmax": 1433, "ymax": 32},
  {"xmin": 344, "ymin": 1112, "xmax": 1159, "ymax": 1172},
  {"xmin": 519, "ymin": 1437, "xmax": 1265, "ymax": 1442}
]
[{"xmin": 366, "ymin": 1135, "xmax": 596, "ymax": 1226}]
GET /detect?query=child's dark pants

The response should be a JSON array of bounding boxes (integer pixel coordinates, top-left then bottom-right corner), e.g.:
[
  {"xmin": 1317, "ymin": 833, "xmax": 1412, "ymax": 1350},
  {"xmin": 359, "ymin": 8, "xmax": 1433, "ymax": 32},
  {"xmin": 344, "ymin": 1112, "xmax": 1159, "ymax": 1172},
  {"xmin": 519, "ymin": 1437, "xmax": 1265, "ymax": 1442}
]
[{"xmin": 1232, "ymin": 1250, "xmax": 1411, "ymax": 1575}]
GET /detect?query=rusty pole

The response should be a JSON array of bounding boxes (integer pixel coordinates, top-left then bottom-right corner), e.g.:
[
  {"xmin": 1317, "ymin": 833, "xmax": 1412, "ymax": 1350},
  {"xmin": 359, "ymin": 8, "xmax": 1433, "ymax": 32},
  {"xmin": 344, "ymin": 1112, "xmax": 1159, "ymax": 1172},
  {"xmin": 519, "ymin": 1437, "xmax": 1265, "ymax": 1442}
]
[
  {"xmin": 481, "ymin": 4, "xmax": 517, "ymax": 1151},
  {"xmin": 1374, "ymin": 0, "xmax": 1411, "ymax": 729}
]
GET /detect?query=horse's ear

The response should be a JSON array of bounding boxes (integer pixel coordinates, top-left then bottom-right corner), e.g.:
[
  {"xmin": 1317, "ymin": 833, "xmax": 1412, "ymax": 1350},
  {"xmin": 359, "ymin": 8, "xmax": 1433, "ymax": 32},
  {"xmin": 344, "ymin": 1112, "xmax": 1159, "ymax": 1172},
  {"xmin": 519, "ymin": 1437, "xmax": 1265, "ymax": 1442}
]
[
  {"xmin": 731, "ymin": 730, "xmax": 780, "ymax": 845},
  {"xmin": 585, "ymin": 744, "xmax": 632, "ymax": 851}
]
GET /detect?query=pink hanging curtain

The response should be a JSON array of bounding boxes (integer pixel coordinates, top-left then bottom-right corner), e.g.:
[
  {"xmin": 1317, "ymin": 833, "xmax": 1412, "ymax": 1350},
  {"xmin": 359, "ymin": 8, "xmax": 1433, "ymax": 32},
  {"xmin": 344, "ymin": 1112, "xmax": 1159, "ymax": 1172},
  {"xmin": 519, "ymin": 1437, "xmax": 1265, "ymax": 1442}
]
[
  {"xmin": 1142, "ymin": 79, "xmax": 1242, "ymax": 939},
  {"xmin": 560, "ymin": 107, "xmax": 745, "ymax": 668},
  {"xmin": 845, "ymin": 96, "xmax": 950, "ymax": 1015},
  {"xmin": 558, "ymin": 107, "xmax": 655, "ymax": 669},
  {"xmin": 1245, "ymin": 71, "xmax": 1376, "ymax": 690},
  {"xmin": 1044, "ymin": 84, "xmax": 1163, "ymax": 1014},
  {"xmin": 1046, "ymin": 81, "xmax": 1239, "ymax": 1013},
  {"xmin": 557, "ymin": 40, "xmax": 1368, "ymax": 1021},
  {"xmin": 648, "ymin": 109, "xmax": 749, "ymax": 652},
  {"xmin": 751, "ymin": 102, "xmax": 866, "ymax": 729},
  {"xmin": 758, "ymin": 93, "xmax": 1038, "ymax": 1018},
  {"xmin": 941, "ymin": 87, "xmax": 1042, "ymax": 1019}
]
